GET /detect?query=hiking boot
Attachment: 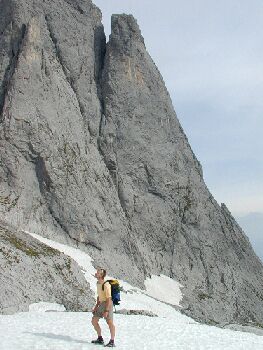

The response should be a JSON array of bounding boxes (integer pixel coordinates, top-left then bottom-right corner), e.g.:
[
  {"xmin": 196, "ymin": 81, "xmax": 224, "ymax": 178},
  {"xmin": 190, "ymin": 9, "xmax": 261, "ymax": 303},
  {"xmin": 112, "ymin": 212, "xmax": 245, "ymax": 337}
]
[
  {"xmin": 104, "ymin": 340, "xmax": 115, "ymax": 347},
  {"xmin": 91, "ymin": 337, "xmax": 104, "ymax": 345}
]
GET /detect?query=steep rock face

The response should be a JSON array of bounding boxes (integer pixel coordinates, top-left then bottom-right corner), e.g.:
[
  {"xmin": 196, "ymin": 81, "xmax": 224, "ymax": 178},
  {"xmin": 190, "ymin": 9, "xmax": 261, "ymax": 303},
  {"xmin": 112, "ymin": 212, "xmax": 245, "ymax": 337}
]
[
  {"xmin": 0, "ymin": 221, "xmax": 94, "ymax": 314},
  {"xmin": 0, "ymin": 0, "xmax": 263, "ymax": 324},
  {"xmin": 99, "ymin": 14, "xmax": 263, "ymax": 323},
  {"xmin": 0, "ymin": 0, "xmax": 141, "ymax": 282}
]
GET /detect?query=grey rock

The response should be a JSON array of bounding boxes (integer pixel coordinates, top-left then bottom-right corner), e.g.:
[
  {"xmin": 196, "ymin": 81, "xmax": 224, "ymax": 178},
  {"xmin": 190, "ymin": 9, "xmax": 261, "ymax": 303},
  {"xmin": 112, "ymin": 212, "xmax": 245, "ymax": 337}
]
[
  {"xmin": 0, "ymin": 221, "xmax": 94, "ymax": 314},
  {"xmin": 115, "ymin": 309, "xmax": 157, "ymax": 317},
  {"xmin": 0, "ymin": 0, "xmax": 140, "ymax": 284},
  {"xmin": 100, "ymin": 14, "xmax": 263, "ymax": 324},
  {"xmin": 220, "ymin": 322, "xmax": 263, "ymax": 337},
  {"xmin": 0, "ymin": 0, "xmax": 263, "ymax": 326}
]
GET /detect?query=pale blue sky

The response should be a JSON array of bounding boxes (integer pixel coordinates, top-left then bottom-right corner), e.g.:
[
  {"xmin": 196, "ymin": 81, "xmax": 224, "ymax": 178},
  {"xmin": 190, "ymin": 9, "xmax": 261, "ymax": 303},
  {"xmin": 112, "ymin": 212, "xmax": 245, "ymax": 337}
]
[{"xmin": 94, "ymin": 0, "xmax": 263, "ymax": 218}]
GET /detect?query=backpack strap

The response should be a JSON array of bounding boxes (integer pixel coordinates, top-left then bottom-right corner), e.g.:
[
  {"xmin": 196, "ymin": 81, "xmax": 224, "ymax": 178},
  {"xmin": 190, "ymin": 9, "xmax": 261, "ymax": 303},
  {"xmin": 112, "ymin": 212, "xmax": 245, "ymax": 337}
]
[{"xmin": 102, "ymin": 280, "xmax": 112, "ymax": 291}]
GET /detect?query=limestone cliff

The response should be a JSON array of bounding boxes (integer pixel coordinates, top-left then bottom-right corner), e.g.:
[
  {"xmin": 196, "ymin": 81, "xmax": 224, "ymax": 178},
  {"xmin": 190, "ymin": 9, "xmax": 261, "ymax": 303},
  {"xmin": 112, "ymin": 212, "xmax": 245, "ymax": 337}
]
[{"xmin": 0, "ymin": 0, "xmax": 263, "ymax": 324}]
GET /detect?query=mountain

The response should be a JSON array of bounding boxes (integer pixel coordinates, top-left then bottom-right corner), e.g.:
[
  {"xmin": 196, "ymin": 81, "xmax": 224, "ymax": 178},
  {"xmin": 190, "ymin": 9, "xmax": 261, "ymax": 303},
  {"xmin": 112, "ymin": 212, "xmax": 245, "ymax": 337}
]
[{"xmin": 0, "ymin": 0, "xmax": 263, "ymax": 325}]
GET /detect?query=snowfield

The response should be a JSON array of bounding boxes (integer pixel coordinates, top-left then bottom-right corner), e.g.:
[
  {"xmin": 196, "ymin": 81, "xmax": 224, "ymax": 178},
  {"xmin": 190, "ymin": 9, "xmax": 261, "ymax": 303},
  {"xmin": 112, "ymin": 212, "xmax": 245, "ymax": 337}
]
[
  {"xmin": 1, "ymin": 231, "xmax": 263, "ymax": 349},
  {"xmin": 2, "ymin": 309, "xmax": 263, "ymax": 350}
]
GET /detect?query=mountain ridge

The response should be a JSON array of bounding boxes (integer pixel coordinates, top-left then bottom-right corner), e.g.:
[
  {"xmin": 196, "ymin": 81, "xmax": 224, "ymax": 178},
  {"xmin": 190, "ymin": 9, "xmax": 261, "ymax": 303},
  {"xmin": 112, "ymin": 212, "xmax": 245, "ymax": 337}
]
[{"xmin": 0, "ymin": 0, "xmax": 263, "ymax": 325}]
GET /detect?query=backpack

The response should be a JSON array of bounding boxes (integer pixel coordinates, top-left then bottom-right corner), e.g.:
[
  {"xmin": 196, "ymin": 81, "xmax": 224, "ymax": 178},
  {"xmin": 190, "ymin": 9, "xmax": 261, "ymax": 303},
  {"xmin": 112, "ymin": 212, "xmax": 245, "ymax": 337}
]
[{"xmin": 102, "ymin": 279, "xmax": 121, "ymax": 306}]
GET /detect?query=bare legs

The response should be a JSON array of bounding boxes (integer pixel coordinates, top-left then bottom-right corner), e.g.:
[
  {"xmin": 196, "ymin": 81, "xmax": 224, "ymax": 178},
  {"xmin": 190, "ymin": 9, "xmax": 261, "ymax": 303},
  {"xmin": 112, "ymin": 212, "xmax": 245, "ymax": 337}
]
[
  {"xmin": 91, "ymin": 316, "xmax": 115, "ymax": 340},
  {"xmin": 106, "ymin": 319, "xmax": 115, "ymax": 340},
  {"xmin": 91, "ymin": 316, "xmax": 102, "ymax": 337}
]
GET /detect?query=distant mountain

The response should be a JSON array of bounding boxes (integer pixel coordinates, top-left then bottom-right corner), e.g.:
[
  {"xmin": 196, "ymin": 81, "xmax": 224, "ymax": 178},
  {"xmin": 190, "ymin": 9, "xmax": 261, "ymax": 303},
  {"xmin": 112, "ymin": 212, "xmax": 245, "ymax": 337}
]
[{"xmin": 236, "ymin": 212, "xmax": 263, "ymax": 262}]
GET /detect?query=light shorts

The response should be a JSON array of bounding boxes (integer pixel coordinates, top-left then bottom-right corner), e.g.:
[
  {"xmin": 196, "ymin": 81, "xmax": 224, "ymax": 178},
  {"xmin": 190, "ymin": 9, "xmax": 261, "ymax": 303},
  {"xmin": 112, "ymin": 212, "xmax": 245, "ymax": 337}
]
[{"xmin": 93, "ymin": 301, "xmax": 113, "ymax": 320}]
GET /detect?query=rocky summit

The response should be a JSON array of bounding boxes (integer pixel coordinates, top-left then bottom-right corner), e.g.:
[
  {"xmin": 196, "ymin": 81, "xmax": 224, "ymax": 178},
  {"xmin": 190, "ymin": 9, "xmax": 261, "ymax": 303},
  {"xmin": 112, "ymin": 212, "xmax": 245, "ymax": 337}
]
[{"xmin": 0, "ymin": 0, "xmax": 263, "ymax": 325}]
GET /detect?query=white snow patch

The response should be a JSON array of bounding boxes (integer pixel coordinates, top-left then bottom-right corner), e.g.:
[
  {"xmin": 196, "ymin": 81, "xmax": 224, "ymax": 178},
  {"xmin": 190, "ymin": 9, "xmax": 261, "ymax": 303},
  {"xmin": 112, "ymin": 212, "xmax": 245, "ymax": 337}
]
[
  {"xmin": 144, "ymin": 274, "xmax": 183, "ymax": 307},
  {"xmin": 29, "ymin": 302, "xmax": 66, "ymax": 313},
  {"xmin": 24, "ymin": 231, "xmax": 97, "ymax": 294}
]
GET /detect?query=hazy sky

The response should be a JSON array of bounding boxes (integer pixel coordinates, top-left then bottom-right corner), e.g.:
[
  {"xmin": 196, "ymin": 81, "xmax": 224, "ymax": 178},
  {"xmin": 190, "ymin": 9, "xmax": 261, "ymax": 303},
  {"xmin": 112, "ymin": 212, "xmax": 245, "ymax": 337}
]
[{"xmin": 94, "ymin": 0, "xmax": 263, "ymax": 218}]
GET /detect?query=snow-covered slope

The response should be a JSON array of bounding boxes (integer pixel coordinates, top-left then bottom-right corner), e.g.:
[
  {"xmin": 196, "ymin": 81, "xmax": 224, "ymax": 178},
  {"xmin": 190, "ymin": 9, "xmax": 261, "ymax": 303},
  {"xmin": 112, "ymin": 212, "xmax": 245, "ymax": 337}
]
[
  {"xmin": 25, "ymin": 230, "xmax": 186, "ymax": 319},
  {"xmin": 1, "ymin": 231, "xmax": 262, "ymax": 349},
  {"xmin": 1, "ymin": 304, "xmax": 263, "ymax": 349}
]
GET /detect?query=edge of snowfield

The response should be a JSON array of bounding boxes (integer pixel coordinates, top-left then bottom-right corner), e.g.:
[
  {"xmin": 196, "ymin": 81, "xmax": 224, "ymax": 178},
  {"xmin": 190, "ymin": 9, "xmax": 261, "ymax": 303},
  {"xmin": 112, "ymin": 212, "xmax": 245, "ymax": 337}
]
[
  {"xmin": 0, "ymin": 231, "xmax": 262, "ymax": 350},
  {"xmin": 26, "ymin": 231, "xmax": 186, "ymax": 319}
]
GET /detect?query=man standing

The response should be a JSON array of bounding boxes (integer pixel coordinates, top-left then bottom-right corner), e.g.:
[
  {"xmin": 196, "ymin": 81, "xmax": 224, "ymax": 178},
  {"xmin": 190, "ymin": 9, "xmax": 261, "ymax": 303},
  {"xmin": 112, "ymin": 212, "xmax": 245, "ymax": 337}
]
[{"xmin": 91, "ymin": 268, "xmax": 116, "ymax": 347}]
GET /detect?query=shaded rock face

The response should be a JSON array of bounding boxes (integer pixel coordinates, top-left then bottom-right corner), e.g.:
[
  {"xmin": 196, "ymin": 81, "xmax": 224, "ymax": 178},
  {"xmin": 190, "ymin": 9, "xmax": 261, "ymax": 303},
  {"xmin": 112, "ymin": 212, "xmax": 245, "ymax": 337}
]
[
  {"xmin": 0, "ymin": 221, "xmax": 94, "ymax": 314},
  {"xmin": 0, "ymin": 0, "xmax": 141, "ymax": 282},
  {"xmin": 0, "ymin": 0, "xmax": 263, "ymax": 323}
]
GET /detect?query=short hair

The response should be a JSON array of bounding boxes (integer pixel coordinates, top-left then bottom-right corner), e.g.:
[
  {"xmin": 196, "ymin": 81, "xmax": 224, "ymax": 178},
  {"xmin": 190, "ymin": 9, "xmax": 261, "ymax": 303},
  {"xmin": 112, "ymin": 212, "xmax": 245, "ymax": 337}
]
[{"xmin": 97, "ymin": 268, "xmax": 106, "ymax": 278}]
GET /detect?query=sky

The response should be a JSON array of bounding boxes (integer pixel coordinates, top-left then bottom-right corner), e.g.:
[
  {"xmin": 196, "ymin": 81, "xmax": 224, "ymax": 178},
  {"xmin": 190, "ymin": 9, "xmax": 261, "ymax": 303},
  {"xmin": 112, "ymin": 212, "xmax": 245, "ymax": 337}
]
[{"xmin": 93, "ymin": 1, "xmax": 263, "ymax": 218}]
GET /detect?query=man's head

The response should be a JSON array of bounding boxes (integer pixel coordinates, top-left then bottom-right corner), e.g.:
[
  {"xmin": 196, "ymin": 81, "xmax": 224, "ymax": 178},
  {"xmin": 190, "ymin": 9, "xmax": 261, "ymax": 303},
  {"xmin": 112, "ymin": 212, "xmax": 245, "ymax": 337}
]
[{"xmin": 95, "ymin": 268, "xmax": 106, "ymax": 280}]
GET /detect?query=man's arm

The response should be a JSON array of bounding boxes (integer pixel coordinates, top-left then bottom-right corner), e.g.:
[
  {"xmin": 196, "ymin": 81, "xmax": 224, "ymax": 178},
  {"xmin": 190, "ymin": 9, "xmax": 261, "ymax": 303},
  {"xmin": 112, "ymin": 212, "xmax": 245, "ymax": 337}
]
[
  {"xmin": 103, "ymin": 296, "xmax": 112, "ymax": 318},
  {"xmin": 103, "ymin": 282, "xmax": 112, "ymax": 317},
  {"xmin": 92, "ymin": 296, "xmax": 100, "ymax": 313},
  {"xmin": 105, "ymin": 296, "xmax": 112, "ymax": 311}
]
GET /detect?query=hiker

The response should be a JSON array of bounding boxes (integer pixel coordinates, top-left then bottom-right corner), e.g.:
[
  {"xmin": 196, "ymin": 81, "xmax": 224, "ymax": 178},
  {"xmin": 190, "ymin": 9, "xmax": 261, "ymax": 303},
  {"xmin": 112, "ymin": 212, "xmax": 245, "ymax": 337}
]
[{"xmin": 91, "ymin": 268, "xmax": 116, "ymax": 347}]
